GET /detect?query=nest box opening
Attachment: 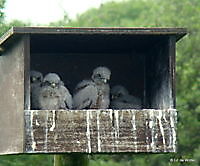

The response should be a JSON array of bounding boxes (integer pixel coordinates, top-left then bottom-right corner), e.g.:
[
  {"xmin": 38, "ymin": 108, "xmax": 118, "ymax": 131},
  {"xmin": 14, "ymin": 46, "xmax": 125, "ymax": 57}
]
[{"xmin": 29, "ymin": 34, "xmax": 174, "ymax": 110}]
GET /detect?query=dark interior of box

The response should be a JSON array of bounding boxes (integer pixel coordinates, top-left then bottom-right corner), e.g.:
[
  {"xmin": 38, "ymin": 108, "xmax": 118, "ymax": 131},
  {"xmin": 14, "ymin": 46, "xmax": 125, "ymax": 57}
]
[{"xmin": 29, "ymin": 34, "xmax": 174, "ymax": 109}]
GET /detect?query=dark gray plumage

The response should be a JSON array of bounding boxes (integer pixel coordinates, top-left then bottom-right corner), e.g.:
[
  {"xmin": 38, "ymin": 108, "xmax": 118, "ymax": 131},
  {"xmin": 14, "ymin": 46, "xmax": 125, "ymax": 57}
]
[
  {"xmin": 60, "ymin": 84, "xmax": 73, "ymax": 109},
  {"xmin": 110, "ymin": 85, "xmax": 142, "ymax": 109},
  {"xmin": 38, "ymin": 73, "xmax": 72, "ymax": 110},
  {"xmin": 73, "ymin": 66, "xmax": 111, "ymax": 109},
  {"xmin": 30, "ymin": 70, "xmax": 43, "ymax": 109}
]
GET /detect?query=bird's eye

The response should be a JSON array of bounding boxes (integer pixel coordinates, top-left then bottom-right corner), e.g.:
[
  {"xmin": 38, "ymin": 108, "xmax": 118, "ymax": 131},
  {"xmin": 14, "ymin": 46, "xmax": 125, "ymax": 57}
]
[
  {"xmin": 43, "ymin": 81, "xmax": 50, "ymax": 86},
  {"xmin": 96, "ymin": 74, "xmax": 101, "ymax": 78},
  {"xmin": 31, "ymin": 77, "xmax": 36, "ymax": 83},
  {"xmin": 117, "ymin": 93, "xmax": 122, "ymax": 97}
]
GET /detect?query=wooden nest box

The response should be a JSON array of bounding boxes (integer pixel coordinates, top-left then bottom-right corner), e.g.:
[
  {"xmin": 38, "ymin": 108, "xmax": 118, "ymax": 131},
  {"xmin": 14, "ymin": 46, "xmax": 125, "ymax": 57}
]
[{"xmin": 0, "ymin": 27, "xmax": 187, "ymax": 155}]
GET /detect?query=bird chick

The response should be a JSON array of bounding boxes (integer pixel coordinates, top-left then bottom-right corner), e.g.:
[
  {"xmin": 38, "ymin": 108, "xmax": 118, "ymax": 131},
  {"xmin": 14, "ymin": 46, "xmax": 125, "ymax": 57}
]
[
  {"xmin": 73, "ymin": 66, "xmax": 111, "ymax": 109},
  {"xmin": 110, "ymin": 85, "xmax": 142, "ymax": 109},
  {"xmin": 38, "ymin": 73, "xmax": 72, "ymax": 110},
  {"xmin": 30, "ymin": 70, "xmax": 43, "ymax": 109}
]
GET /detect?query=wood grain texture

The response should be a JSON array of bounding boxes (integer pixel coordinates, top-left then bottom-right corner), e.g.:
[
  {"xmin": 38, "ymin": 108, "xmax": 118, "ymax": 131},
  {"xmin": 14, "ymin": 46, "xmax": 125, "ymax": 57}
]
[
  {"xmin": 25, "ymin": 109, "xmax": 177, "ymax": 153},
  {"xmin": 0, "ymin": 27, "xmax": 187, "ymax": 48},
  {"xmin": 0, "ymin": 38, "xmax": 25, "ymax": 154}
]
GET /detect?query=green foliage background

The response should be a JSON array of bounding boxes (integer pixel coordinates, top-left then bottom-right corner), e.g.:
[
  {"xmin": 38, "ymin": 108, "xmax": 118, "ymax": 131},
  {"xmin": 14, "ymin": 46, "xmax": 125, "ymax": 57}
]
[{"xmin": 0, "ymin": 0, "xmax": 199, "ymax": 165}]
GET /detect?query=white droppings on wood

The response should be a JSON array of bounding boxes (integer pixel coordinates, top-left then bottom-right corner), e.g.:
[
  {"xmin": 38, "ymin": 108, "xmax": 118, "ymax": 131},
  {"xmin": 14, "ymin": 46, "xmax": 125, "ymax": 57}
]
[
  {"xmin": 35, "ymin": 119, "xmax": 39, "ymax": 126},
  {"xmin": 157, "ymin": 110, "xmax": 166, "ymax": 152},
  {"xmin": 149, "ymin": 110, "xmax": 156, "ymax": 151},
  {"xmin": 34, "ymin": 111, "xmax": 39, "ymax": 128},
  {"xmin": 89, "ymin": 110, "xmax": 93, "ymax": 119},
  {"xmin": 170, "ymin": 110, "xmax": 176, "ymax": 152},
  {"xmin": 146, "ymin": 116, "xmax": 150, "ymax": 152},
  {"xmin": 86, "ymin": 110, "xmax": 91, "ymax": 153},
  {"xmin": 44, "ymin": 111, "xmax": 48, "ymax": 152},
  {"xmin": 149, "ymin": 121, "xmax": 153, "ymax": 128},
  {"xmin": 131, "ymin": 112, "xmax": 136, "ymax": 130},
  {"xmin": 110, "ymin": 109, "xmax": 113, "ymax": 121},
  {"xmin": 50, "ymin": 110, "xmax": 56, "ymax": 132},
  {"xmin": 155, "ymin": 133, "xmax": 158, "ymax": 139},
  {"xmin": 120, "ymin": 111, "xmax": 124, "ymax": 123},
  {"xmin": 30, "ymin": 111, "xmax": 36, "ymax": 151},
  {"xmin": 131, "ymin": 111, "xmax": 137, "ymax": 152},
  {"xmin": 109, "ymin": 110, "xmax": 115, "ymax": 152},
  {"xmin": 163, "ymin": 111, "xmax": 168, "ymax": 122},
  {"xmin": 114, "ymin": 111, "xmax": 120, "ymax": 138},
  {"xmin": 168, "ymin": 110, "xmax": 172, "ymax": 149},
  {"xmin": 32, "ymin": 141, "xmax": 36, "ymax": 150},
  {"xmin": 25, "ymin": 109, "xmax": 177, "ymax": 153},
  {"xmin": 96, "ymin": 110, "xmax": 101, "ymax": 152}
]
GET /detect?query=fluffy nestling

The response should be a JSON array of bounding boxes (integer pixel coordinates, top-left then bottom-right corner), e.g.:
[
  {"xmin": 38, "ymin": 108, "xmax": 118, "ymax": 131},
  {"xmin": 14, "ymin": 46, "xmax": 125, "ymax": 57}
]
[
  {"xmin": 73, "ymin": 66, "xmax": 111, "ymax": 109},
  {"xmin": 110, "ymin": 85, "xmax": 142, "ymax": 109},
  {"xmin": 30, "ymin": 70, "xmax": 43, "ymax": 109},
  {"xmin": 38, "ymin": 73, "xmax": 72, "ymax": 110}
]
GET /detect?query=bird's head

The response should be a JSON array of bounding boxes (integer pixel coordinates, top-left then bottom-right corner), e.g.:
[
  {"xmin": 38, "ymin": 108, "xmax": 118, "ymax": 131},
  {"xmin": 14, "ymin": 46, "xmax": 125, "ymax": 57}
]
[
  {"xmin": 111, "ymin": 85, "xmax": 129, "ymax": 100},
  {"xmin": 30, "ymin": 70, "xmax": 43, "ymax": 84},
  {"xmin": 92, "ymin": 66, "xmax": 111, "ymax": 84},
  {"xmin": 42, "ymin": 73, "xmax": 61, "ymax": 88}
]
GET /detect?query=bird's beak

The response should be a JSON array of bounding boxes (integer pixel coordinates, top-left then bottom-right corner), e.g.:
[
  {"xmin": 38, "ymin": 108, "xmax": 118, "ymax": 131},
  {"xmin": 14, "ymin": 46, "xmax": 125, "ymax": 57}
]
[
  {"xmin": 103, "ymin": 79, "xmax": 107, "ymax": 83},
  {"xmin": 51, "ymin": 83, "xmax": 56, "ymax": 88}
]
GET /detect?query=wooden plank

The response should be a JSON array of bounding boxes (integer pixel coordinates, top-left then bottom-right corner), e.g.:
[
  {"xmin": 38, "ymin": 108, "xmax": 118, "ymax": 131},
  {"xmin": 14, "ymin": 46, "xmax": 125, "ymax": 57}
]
[
  {"xmin": 0, "ymin": 37, "xmax": 25, "ymax": 154},
  {"xmin": 169, "ymin": 36, "xmax": 176, "ymax": 108},
  {"xmin": 0, "ymin": 27, "xmax": 14, "ymax": 49},
  {"xmin": 146, "ymin": 38, "xmax": 175, "ymax": 109},
  {"xmin": 0, "ymin": 27, "xmax": 187, "ymax": 47},
  {"xmin": 25, "ymin": 109, "xmax": 177, "ymax": 153},
  {"xmin": 12, "ymin": 27, "xmax": 187, "ymax": 36},
  {"xmin": 24, "ymin": 35, "xmax": 31, "ymax": 110}
]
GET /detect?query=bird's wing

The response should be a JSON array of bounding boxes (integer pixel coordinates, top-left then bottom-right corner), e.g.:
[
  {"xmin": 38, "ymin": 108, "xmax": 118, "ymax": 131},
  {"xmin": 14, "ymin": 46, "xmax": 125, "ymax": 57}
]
[
  {"xmin": 64, "ymin": 89, "xmax": 73, "ymax": 109},
  {"xmin": 74, "ymin": 80, "xmax": 93, "ymax": 92},
  {"xmin": 111, "ymin": 100, "xmax": 139, "ymax": 109},
  {"xmin": 31, "ymin": 85, "xmax": 41, "ymax": 109},
  {"xmin": 59, "ymin": 85, "xmax": 73, "ymax": 109},
  {"xmin": 65, "ymin": 95, "xmax": 73, "ymax": 109},
  {"xmin": 116, "ymin": 95, "xmax": 142, "ymax": 109},
  {"xmin": 126, "ymin": 95, "xmax": 142, "ymax": 105},
  {"xmin": 73, "ymin": 80, "xmax": 98, "ymax": 109},
  {"xmin": 110, "ymin": 100, "xmax": 130, "ymax": 109}
]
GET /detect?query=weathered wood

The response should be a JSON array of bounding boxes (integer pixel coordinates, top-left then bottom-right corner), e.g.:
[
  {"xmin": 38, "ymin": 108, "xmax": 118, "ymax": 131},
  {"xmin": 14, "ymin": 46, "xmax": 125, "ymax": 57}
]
[
  {"xmin": 0, "ymin": 38, "xmax": 25, "ymax": 154},
  {"xmin": 169, "ymin": 36, "xmax": 176, "ymax": 107},
  {"xmin": 146, "ymin": 37, "xmax": 176, "ymax": 109},
  {"xmin": 24, "ymin": 35, "xmax": 31, "ymax": 110},
  {"xmin": 25, "ymin": 109, "xmax": 177, "ymax": 153},
  {"xmin": 0, "ymin": 27, "xmax": 187, "ymax": 53}
]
